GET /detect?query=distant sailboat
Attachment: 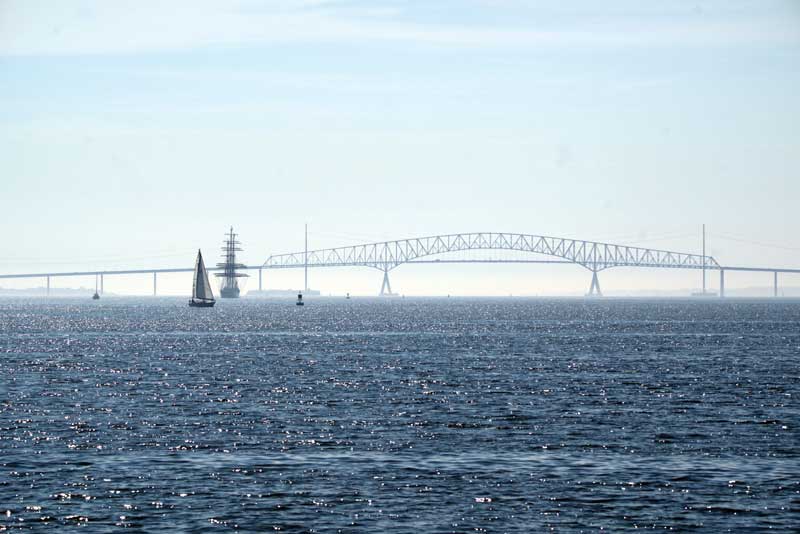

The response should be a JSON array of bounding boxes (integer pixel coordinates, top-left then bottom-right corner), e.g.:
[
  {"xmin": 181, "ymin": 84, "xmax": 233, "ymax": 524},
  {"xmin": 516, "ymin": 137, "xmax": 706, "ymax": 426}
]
[
  {"xmin": 189, "ymin": 250, "xmax": 216, "ymax": 308},
  {"xmin": 296, "ymin": 292, "xmax": 304, "ymax": 306}
]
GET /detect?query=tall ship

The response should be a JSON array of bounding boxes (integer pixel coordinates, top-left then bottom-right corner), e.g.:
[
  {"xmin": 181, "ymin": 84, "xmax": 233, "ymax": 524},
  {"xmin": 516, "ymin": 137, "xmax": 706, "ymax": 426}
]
[{"xmin": 216, "ymin": 227, "xmax": 248, "ymax": 298}]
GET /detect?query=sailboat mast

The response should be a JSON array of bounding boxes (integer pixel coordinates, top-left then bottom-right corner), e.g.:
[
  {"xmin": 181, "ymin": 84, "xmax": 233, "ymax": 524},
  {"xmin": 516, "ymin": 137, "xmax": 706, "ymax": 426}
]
[{"xmin": 193, "ymin": 250, "xmax": 200, "ymax": 300}]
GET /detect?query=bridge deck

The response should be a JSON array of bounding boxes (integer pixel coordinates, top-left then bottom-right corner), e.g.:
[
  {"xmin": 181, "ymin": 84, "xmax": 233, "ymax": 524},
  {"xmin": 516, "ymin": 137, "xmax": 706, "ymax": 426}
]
[{"xmin": 1, "ymin": 262, "xmax": 799, "ymax": 280}]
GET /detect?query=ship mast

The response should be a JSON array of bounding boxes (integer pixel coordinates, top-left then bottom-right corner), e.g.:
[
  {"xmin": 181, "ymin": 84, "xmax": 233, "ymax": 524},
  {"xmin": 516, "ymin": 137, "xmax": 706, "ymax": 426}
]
[
  {"xmin": 702, "ymin": 224, "xmax": 706, "ymax": 295},
  {"xmin": 215, "ymin": 227, "xmax": 248, "ymax": 298},
  {"xmin": 304, "ymin": 223, "xmax": 308, "ymax": 292}
]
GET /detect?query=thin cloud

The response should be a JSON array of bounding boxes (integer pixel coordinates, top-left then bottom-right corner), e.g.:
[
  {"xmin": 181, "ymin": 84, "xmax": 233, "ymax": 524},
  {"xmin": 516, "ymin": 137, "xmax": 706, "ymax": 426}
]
[{"xmin": 0, "ymin": 0, "xmax": 797, "ymax": 56}]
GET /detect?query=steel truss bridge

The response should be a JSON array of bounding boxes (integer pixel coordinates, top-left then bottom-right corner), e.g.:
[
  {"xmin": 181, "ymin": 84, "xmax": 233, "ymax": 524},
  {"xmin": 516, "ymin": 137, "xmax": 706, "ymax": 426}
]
[
  {"xmin": 261, "ymin": 232, "xmax": 794, "ymax": 297},
  {"xmin": 2, "ymin": 232, "xmax": 798, "ymax": 297}
]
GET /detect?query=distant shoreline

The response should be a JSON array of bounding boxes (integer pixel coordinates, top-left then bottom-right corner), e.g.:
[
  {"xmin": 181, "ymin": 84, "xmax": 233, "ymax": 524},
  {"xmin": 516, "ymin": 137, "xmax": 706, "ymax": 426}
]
[{"xmin": 1, "ymin": 291, "xmax": 798, "ymax": 299}]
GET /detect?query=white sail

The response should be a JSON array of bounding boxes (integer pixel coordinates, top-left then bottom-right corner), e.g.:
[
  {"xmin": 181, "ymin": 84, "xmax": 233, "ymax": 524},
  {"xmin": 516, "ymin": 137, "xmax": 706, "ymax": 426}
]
[{"xmin": 193, "ymin": 250, "xmax": 215, "ymax": 302}]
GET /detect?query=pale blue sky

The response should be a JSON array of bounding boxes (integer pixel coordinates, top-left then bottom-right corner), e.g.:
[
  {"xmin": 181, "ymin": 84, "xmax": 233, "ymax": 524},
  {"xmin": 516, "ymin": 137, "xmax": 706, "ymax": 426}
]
[{"xmin": 1, "ymin": 0, "xmax": 798, "ymax": 295}]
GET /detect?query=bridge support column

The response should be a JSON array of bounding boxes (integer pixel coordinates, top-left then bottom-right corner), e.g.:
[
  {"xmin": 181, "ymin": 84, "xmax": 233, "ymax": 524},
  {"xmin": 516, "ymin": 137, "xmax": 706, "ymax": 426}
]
[
  {"xmin": 259, "ymin": 268, "xmax": 262, "ymax": 292},
  {"xmin": 587, "ymin": 271, "xmax": 602, "ymax": 297},
  {"xmin": 719, "ymin": 269, "xmax": 725, "ymax": 298},
  {"xmin": 774, "ymin": 272, "xmax": 778, "ymax": 298},
  {"xmin": 153, "ymin": 272, "xmax": 157, "ymax": 296},
  {"xmin": 380, "ymin": 269, "xmax": 393, "ymax": 297},
  {"xmin": 46, "ymin": 275, "xmax": 50, "ymax": 296},
  {"xmin": 100, "ymin": 274, "xmax": 104, "ymax": 295}
]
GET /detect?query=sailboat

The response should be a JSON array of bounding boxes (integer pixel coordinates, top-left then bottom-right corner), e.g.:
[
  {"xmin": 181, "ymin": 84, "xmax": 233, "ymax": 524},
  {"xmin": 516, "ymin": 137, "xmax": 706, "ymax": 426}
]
[
  {"xmin": 189, "ymin": 249, "xmax": 216, "ymax": 308},
  {"xmin": 296, "ymin": 292, "xmax": 304, "ymax": 306}
]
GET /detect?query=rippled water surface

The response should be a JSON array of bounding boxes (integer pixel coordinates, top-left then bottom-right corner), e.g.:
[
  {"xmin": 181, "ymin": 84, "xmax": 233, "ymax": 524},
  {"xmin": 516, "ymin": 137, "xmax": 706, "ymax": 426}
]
[{"xmin": 1, "ymin": 297, "xmax": 799, "ymax": 532}]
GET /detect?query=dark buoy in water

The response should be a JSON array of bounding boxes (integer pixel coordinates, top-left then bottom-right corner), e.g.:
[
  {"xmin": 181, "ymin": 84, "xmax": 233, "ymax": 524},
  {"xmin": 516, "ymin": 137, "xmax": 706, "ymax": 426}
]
[{"xmin": 296, "ymin": 292, "xmax": 304, "ymax": 306}]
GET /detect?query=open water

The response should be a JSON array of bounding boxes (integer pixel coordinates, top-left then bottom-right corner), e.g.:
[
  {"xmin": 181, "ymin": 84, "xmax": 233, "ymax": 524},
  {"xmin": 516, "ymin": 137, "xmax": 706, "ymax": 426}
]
[{"xmin": 0, "ymin": 297, "xmax": 798, "ymax": 532}]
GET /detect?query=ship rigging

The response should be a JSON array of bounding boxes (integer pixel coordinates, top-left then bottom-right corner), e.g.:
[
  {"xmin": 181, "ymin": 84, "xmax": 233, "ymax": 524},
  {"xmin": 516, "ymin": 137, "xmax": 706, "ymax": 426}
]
[{"xmin": 216, "ymin": 227, "xmax": 248, "ymax": 298}]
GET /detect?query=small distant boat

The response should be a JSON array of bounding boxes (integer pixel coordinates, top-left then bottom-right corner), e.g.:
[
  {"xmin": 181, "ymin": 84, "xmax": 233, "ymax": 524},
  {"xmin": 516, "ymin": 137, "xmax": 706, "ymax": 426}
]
[
  {"xmin": 346, "ymin": 293, "xmax": 350, "ymax": 300},
  {"xmin": 189, "ymin": 249, "xmax": 216, "ymax": 308},
  {"xmin": 296, "ymin": 292, "xmax": 304, "ymax": 306},
  {"xmin": 92, "ymin": 292, "xmax": 100, "ymax": 300}
]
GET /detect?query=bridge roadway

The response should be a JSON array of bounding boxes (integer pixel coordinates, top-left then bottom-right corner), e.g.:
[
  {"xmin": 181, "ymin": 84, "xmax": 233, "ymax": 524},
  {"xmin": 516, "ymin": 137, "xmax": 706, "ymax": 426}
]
[
  {"xmin": 1, "ymin": 231, "xmax": 799, "ymax": 297},
  {"xmin": 0, "ymin": 260, "xmax": 574, "ymax": 296}
]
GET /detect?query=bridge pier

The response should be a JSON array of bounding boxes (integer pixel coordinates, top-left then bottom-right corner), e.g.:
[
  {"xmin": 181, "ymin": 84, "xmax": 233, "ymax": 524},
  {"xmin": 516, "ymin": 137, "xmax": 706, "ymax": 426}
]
[
  {"xmin": 46, "ymin": 275, "xmax": 50, "ymax": 296},
  {"xmin": 153, "ymin": 272, "xmax": 157, "ymax": 296},
  {"xmin": 587, "ymin": 271, "xmax": 602, "ymax": 297},
  {"xmin": 100, "ymin": 273, "xmax": 104, "ymax": 295},
  {"xmin": 379, "ymin": 269, "xmax": 394, "ymax": 297},
  {"xmin": 774, "ymin": 271, "xmax": 778, "ymax": 298},
  {"xmin": 259, "ymin": 268, "xmax": 262, "ymax": 292},
  {"xmin": 719, "ymin": 269, "xmax": 725, "ymax": 298}
]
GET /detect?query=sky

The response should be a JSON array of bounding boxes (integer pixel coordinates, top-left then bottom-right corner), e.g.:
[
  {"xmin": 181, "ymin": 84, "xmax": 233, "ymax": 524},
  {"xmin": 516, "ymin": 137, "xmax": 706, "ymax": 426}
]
[{"xmin": 0, "ymin": 0, "xmax": 798, "ymax": 296}]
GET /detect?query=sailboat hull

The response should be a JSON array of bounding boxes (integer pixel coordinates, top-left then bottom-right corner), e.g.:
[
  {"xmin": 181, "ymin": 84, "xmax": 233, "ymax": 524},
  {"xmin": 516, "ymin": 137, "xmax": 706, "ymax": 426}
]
[{"xmin": 189, "ymin": 299, "xmax": 215, "ymax": 308}]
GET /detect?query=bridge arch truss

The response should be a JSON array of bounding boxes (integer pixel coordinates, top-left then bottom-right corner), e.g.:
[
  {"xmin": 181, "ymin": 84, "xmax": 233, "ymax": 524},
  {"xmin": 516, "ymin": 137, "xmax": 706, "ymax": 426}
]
[{"xmin": 261, "ymin": 232, "xmax": 720, "ymax": 296}]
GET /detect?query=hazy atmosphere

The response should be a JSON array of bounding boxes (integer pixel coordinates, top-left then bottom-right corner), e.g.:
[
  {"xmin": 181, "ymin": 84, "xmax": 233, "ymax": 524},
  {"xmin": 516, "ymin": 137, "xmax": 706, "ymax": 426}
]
[
  {"xmin": 3, "ymin": 4, "xmax": 800, "ymax": 532},
  {"xmin": 1, "ymin": 0, "xmax": 798, "ymax": 295}
]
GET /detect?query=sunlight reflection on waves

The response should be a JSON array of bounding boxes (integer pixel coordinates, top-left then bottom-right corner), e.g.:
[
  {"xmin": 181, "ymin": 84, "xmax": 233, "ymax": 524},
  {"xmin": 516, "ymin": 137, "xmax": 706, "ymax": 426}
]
[{"xmin": 1, "ymin": 298, "xmax": 798, "ymax": 531}]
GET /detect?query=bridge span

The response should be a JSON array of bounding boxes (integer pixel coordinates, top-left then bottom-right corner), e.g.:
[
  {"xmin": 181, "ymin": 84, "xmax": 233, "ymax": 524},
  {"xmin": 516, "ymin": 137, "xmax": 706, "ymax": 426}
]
[
  {"xmin": 2, "ymin": 232, "xmax": 798, "ymax": 297},
  {"xmin": 260, "ymin": 232, "xmax": 798, "ymax": 297}
]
